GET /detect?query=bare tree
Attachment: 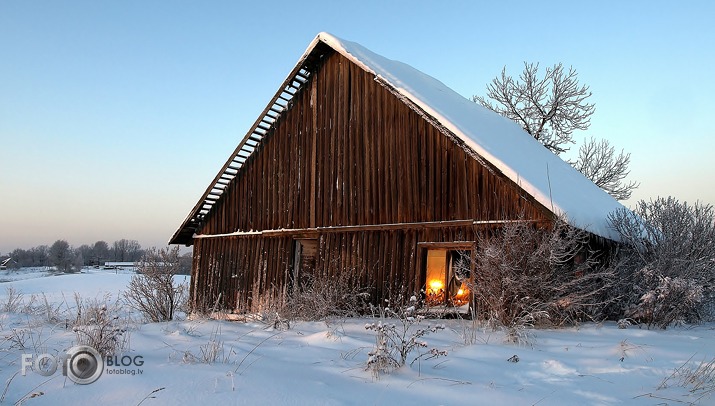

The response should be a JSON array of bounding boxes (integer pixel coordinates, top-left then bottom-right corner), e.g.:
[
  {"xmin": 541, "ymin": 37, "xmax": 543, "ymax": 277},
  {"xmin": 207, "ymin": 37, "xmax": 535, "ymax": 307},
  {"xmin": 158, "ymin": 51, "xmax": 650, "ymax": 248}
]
[
  {"xmin": 474, "ymin": 62, "xmax": 594, "ymax": 154},
  {"xmin": 49, "ymin": 240, "xmax": 75, "ymax": 272},
  {"xmin": 30, "ymin": 245, "xmax": 49, "ymax": 266},
  {"xmin": 112, "ymin": 239, "xmax": 143, "ymax": 262},
  {"xmin": 177, "ymin": 251, "xmax": 192, "ymax": 275},
  {"xmin": 474, "ymin": 62, "xmax": 638, "ymax": 200},
  {"xmin": 10, "ymin": 246, "xmax": 49, "ymax": 268},
  {"xmin": 570, "ymin": 137, "xmax": 639, "ymax": 200},
  {"xmin": 92, "ymin": 240, "xmax": 110, "ymax": 265},
  {"xmin": 76, "ymin": 244, "xmax": 93, "ymax": 266}
]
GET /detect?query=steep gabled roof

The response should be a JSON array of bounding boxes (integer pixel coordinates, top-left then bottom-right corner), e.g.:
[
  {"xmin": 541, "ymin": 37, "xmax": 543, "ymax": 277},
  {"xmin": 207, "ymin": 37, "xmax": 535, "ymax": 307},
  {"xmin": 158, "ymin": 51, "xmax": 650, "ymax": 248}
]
[{"xmin": 171, "ymin": 32, "xmax": 624, "ymax": 245}]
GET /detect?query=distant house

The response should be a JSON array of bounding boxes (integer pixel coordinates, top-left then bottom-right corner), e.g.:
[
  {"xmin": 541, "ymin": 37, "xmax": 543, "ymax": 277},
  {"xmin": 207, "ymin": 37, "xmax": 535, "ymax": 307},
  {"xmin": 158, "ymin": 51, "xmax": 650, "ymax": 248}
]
[
  {"xmin": 0, "ymin": 257, "xmax": 17, "ymax": 270},
  {"xmin": 170, "ymin": 33, "xmax": 624, "ymax": 313}
]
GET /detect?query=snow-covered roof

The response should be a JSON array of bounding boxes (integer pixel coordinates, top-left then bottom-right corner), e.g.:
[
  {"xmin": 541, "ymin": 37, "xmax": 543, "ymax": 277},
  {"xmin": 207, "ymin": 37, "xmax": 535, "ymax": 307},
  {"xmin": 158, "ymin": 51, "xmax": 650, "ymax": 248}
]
[{"xmin": 308, "ymin": 32, "xmax": 624, "ymax": 241}]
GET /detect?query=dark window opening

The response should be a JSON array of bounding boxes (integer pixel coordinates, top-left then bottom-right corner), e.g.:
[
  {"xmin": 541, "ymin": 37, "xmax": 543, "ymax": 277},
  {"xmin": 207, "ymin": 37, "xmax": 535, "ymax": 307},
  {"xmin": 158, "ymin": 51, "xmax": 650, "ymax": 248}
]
[{"xmin": 291, "ymin": 238, "xmax": 318, "ymax": 291}]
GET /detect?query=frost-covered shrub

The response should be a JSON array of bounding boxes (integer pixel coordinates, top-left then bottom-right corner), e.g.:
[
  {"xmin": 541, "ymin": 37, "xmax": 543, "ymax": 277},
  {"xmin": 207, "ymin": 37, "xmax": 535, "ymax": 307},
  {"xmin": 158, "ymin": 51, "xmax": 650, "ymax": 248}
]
[
  {"xmin": 471, "ymin": 218, "xmax": 615, "ymax": 329},
  {"xmin": 124, "ymin": 246, "xmax": 188, "ymax": 322},
  {"xmin": 629, "ymin": 268, "xmax": 704, "ymax": 329},
  {"xmin": 365, "ymin": 321, "xmax": 401, "ymax": 378},
  {"xmin": 2, "ymin": 286, "xmax": 24, "ymax": 313},
  {"xmin": 608, "ymin": 197, "xmax": 715, "ymax": 327},
  {"xmin": 72, "ymin": 294, "xmax": 128, "ymax": 356},
  {"xmin": 365, "ymin": 298, "xmax": 446, "ymax": 378},
  {"xmin": 283, "ymin": 267, "xmax": 371, "ymax": 322}
]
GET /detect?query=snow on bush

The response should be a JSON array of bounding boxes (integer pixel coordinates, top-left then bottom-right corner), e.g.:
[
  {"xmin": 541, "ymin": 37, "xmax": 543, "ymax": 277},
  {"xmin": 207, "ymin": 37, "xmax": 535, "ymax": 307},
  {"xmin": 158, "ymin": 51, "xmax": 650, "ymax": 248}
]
[
  {"xmin": 365, "ymin": 296, "xmax": 446, "ymax": 378},
  {"xmin": 72, "ymin": 293, "xmax": 129, "ymax": 356},
  {"xmin": 608, "ymin": 197, "xmax": 715, "ymax": 328}
]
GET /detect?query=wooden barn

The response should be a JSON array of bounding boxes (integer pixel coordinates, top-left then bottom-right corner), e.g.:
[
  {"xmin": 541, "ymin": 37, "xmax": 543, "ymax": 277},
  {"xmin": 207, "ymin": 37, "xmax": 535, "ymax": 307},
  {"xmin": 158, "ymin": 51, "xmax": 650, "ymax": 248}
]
[{"xmin": 170, "ymin": 33, "xmax": 624, "ymax": 313}]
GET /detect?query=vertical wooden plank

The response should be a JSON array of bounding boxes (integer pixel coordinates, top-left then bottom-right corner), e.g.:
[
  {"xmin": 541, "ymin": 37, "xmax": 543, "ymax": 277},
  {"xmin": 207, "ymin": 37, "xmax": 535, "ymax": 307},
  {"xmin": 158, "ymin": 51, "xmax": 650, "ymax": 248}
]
[
  {"xmin": 389, "ymin": 231, "xmax": 399, "ymax": 296},
  {"xmin": 309, "ymin": 76, "xmax": 318, "ymax": 228},
  {"xmin": 364, "ymin": 72, "xmax": 376, "ymax": 225},
  {"xmin": 336, "ymin": 58, "xmax": 346, "ymax": 226},
  {"xmin": 351, "ymin": 66, "xmax": 361, "ymax": 225}
]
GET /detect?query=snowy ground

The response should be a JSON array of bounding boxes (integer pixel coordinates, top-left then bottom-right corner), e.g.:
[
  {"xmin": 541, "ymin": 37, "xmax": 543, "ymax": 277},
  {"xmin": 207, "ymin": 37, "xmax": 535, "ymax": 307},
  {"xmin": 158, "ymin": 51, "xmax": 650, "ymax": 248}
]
[{"xmin": 0, "ymin": 269, "xmax": 713, "ymax": 405}]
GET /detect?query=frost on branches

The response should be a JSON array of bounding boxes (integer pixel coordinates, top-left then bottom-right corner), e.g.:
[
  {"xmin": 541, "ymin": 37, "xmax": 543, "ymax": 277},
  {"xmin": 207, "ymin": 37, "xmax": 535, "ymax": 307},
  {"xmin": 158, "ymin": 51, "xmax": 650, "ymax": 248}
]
[
  {"xmin": 365, "ymin": 296, "xmax": 446, "ymax": 378},
  {"xmin": 469, "ymin": 218, "xmax": 616, "ymax": 329},
  {"xmin": 608, "ymin": 197, "xmax": 715, "ymax": 328},
  {"xmin": 124, "ymin": 246, "xmax": 187, "ymax": 322},
  {"xmin": 632, "ymin": 269, "xmax": 704, "ymax": 328}
]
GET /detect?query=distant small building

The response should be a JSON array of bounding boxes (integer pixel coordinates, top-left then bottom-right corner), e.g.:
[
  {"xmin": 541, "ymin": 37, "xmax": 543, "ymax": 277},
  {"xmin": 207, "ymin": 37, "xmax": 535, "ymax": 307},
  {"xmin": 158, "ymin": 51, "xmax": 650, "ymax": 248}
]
[
  {"xmin": 0, "ymin": 258, "xmax": 18, "ymax": 270},
  {"xmin": 103, "ymin": 261, "xmax": 136, "ymax": 269}
]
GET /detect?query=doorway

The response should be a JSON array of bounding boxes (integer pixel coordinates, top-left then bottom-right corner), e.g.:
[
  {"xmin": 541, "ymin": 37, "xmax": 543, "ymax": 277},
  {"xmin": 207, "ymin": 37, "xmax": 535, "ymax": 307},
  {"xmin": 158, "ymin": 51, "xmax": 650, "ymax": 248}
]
[{"xmin": 423, "ymin": 246, "xmax": 473, "ymax": 306}]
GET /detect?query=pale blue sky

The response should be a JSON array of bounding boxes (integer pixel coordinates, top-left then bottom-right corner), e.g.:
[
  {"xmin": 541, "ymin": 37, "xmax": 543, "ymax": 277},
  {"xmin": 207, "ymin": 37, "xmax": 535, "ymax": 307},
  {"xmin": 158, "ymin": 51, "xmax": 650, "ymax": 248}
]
[{"xmin": 1, "ymin": 1, "xmax": 713, "ymax": 253}]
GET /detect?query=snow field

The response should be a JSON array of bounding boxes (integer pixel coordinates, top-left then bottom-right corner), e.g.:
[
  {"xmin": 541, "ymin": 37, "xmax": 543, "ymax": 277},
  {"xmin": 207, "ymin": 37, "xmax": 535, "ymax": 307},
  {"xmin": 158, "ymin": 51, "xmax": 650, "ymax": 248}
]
[{"xmin": 0, "ymin": 269, "xmax": 712, "ymax": 405}]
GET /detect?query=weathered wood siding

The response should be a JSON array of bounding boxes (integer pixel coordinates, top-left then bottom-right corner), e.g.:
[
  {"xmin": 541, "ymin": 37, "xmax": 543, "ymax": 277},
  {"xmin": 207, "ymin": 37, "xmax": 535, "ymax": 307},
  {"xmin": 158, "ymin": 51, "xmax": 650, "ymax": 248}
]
[
  {"xmin": 189, "ymin": 51, "xmax": 551, "ymax": 311},
  {"xmin": 199, "ymin": 51, "xmax": 546, "ymax": 235},
  {"xmin": 192, "ymin": 225, "xmax": 501, "ymax": 310}
]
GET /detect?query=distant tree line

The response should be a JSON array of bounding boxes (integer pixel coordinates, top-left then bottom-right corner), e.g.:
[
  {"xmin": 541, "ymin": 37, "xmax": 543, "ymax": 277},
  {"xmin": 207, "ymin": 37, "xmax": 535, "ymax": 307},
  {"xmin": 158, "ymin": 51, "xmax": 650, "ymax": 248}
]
[{"xmin": 1, "ymin": 239, "xmax": 191, "ymax": 274}]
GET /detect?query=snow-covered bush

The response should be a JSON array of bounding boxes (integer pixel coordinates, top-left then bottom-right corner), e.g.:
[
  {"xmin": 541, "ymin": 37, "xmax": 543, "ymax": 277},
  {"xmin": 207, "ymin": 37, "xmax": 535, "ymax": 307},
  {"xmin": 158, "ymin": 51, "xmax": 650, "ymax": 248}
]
[
  {"xmin": 470, "ymin": 218, "xmax": 615, "ymax": 330},
  {"xmin": 365, "ymin": 297, "xmax": 446, "ymax": 378},
  {"xmin": 608, "ymin": 197, "xmax": 715, "ymax": 327},
  {"xmin": 632, "ymin": 270, "xmax": 703, "ymax": 329},
  {"xmin": 124, "ymin": 246, "xmax": 188, "ymax": 322},
  {"xmin": 72, "ymin": 294, "xmax": 128, "ymax": 356}
]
